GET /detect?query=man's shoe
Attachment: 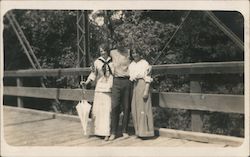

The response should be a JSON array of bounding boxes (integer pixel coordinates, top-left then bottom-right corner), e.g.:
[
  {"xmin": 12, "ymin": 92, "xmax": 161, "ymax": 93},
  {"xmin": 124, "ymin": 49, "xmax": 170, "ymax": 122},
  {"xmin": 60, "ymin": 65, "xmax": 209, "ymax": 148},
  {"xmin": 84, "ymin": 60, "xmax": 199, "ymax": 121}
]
[{"xmin": 109, "ymin": 134, "xmax": 116, "ymax": 141}]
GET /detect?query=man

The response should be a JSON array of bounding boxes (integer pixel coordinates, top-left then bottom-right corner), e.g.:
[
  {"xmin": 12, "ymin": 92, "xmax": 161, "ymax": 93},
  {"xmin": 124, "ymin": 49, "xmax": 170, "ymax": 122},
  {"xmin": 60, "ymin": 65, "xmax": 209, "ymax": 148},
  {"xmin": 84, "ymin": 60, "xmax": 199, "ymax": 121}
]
[{"xmin": 108, "ymin": 44, "xmax": 132, "ymax": 141}]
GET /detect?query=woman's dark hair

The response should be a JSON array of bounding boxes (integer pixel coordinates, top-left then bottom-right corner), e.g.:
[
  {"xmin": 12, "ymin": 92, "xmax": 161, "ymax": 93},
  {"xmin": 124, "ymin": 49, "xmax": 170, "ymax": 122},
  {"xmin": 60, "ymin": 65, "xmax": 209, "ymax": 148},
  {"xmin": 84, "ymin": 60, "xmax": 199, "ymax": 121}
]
[
  {"xmin": 99, "ymin": 43, "xmax": 110, "ymax": 55},
  {"xmin": 130, "ymin": 46, "xmax": 145, "ymax": 60}
]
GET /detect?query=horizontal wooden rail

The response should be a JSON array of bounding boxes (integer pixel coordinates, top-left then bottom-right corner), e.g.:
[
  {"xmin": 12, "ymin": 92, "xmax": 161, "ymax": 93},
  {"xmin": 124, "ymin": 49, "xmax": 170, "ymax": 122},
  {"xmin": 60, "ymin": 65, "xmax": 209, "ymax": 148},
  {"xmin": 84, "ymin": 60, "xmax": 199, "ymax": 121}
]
[
  {"xmin": 4, "ymin": 67, "xmax": 91, "ymax": 77},
  {"xmin": 152, "ymin": 61, "xmax": 243, "ymax": 75},
  {"xmin": 156, "ymin": 92, "xmax": 244, "ymax": 114},
  {"xmin": 4, "ymin": 86, "xmax": 244, "ymax": 114},
  {"xmin": 4, "ymin": 61, "xmax": 244, "ymax": 77},
  {"xmin": 4, "ymin": 86, "xmax": 95, "ymax": 102}
]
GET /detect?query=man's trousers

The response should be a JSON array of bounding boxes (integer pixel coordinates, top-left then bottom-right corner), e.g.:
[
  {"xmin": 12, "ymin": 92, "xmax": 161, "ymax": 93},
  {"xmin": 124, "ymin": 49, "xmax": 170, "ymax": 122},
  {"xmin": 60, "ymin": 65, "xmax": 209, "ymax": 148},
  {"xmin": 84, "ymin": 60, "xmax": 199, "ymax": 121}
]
[{"xmin": 110, "ymin": 77, "xmax": 132, "ymax": 135}]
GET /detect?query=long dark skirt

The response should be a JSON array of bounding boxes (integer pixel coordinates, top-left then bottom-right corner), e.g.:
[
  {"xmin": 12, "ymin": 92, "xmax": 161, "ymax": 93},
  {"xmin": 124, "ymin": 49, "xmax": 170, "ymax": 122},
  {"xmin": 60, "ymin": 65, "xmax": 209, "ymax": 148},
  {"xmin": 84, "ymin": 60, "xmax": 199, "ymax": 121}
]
[{"xmin": 131, "ymin": 79, "xmax": 154, "ymax": 137}]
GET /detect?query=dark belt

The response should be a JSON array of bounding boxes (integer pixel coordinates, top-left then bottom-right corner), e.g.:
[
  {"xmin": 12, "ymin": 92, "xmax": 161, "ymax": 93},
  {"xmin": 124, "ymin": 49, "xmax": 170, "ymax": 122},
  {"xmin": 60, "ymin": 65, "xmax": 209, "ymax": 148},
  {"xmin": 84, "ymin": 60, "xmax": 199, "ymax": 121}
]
[{"xmin": 114, "ymin": 76, "xmax": 129, "ymax": 79}]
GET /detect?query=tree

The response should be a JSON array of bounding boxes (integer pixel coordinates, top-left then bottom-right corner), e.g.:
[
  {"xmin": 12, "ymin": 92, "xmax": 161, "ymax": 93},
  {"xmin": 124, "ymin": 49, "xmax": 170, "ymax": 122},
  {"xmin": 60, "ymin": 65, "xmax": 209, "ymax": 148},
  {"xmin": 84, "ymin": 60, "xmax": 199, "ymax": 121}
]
[{"xmin": 3, "ymin": 10, "xmax": 244, "ymax": 136}]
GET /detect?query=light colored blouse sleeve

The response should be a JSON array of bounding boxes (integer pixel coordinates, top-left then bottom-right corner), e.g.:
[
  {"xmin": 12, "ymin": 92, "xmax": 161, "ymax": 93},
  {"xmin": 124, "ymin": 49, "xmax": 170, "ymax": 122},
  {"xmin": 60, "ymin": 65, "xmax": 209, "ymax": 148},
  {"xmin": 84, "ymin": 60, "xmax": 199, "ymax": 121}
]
[
  {"xmin": 143, "ymin": 63, "xmax": 153, "ymax": 83},
  {"xmin": 87, "ymin": 61, "xmax": 97, "ymax": 81},
  {"xmin": 110, "ymin": 62, "xmax": 115, "ymax": 75},
  {"xmin": 128, "ymin": 63, "xmax": 134, "ymax": 81}
]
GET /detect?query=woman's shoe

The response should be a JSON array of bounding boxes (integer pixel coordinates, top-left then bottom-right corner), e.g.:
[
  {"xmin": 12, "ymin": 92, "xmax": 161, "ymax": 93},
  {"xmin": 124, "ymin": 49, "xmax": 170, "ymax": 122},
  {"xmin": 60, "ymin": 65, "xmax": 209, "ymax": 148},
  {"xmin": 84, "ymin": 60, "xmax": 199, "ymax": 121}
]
[{"xmin": 104, "ymin": 136, "xmax": 109, "ymax": 141}]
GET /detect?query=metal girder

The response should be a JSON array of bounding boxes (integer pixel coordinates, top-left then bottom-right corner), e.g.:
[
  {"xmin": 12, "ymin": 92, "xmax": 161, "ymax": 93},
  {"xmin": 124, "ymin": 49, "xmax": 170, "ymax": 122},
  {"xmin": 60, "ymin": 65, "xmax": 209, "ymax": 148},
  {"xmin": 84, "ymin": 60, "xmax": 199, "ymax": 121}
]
[{"xmin": 76, "ymin": 10, "xmax": 90, "ymax": 68}]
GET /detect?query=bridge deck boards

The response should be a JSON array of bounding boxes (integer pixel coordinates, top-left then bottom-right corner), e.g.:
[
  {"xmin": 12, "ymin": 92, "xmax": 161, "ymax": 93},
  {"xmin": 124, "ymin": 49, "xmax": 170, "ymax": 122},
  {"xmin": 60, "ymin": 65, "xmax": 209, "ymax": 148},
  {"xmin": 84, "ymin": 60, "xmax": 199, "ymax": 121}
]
[{"xmin": 3, "ymin": 106, "xmax": 227, "ymax": 147}]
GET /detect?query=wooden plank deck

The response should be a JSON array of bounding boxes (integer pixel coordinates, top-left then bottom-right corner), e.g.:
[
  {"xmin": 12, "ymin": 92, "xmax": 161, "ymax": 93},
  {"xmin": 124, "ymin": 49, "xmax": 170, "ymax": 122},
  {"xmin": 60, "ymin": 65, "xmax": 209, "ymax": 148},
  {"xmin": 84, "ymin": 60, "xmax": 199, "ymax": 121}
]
[{"xmin": 3, "ymin": 106, "xmax": 240, "ymax": 147}]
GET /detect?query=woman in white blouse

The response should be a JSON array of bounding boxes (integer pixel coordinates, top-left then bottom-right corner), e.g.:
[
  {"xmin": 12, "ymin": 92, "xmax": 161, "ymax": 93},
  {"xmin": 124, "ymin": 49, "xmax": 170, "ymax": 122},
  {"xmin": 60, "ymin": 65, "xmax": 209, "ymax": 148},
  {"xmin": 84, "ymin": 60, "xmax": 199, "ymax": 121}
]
[
  {"xmin": 129, "ymin": 50, "xmax": 155, "ymax": 138},
  {"xmin": 81, "ymin": 44, "xmax": 114, "ymax": 141}
]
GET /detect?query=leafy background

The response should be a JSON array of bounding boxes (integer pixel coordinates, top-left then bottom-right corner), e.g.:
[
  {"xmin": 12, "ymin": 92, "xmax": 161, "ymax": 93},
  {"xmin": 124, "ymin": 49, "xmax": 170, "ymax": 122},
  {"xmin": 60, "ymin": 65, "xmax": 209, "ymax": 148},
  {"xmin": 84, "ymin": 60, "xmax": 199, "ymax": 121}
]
[{"xmin": 3, "ymin": 10, "xmax": 244, "ymax": 137}]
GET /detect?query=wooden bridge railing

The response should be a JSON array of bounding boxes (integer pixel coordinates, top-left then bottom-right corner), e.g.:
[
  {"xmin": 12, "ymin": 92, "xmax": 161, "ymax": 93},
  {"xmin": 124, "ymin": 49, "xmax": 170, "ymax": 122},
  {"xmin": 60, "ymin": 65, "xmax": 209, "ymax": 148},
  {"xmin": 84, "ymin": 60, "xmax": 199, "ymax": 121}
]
[{"xmin": 3, "ymin": 61, "xmax": 244, "ymax": 133}]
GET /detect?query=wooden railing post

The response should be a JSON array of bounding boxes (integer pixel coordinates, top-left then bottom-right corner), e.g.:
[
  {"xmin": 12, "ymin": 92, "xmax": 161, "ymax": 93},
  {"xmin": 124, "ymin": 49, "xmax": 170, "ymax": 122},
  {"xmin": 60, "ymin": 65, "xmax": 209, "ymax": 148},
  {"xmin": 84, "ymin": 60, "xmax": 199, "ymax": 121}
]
[
  {"xmin": 190, "ymin": 75, "xmax": 203, "ymax": 132},
  {"xmin": 16, "ymin": 77, "xmax": 23, "ymax": 107}
]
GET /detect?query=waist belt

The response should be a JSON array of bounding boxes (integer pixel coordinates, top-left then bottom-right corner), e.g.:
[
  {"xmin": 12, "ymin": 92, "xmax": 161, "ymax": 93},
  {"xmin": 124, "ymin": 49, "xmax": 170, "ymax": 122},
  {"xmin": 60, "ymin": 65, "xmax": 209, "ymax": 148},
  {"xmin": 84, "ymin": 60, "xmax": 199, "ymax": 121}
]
[{"xmin": 114, "ymin": 76, "xmax": 129, "ymax": 79}]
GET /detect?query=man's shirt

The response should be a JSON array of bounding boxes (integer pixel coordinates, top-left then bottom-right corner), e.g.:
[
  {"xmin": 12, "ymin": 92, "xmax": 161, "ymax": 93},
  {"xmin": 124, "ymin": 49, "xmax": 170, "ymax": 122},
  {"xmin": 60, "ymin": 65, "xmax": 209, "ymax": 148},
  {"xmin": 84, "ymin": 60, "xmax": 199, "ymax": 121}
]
[{"xmin": 110, "ymin": 49, "xmax": 131, "ymax": 77}]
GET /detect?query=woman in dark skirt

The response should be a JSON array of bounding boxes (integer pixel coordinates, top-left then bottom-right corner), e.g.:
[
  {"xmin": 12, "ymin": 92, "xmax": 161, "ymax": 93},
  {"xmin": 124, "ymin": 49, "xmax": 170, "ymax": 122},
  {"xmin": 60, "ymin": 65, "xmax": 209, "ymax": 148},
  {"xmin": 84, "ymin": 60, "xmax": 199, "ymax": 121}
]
[{"xmin": 128, "ymin": 50, "xmax": 154, "ymax": 138}]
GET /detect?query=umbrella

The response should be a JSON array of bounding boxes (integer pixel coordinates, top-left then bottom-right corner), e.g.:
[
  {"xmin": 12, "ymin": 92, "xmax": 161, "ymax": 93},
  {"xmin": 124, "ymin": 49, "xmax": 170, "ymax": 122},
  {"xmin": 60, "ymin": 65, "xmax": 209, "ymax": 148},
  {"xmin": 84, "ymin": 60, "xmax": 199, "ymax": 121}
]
[{"xmin": 76, "ymin": 85, "xmax": 94, "ymax": 135}]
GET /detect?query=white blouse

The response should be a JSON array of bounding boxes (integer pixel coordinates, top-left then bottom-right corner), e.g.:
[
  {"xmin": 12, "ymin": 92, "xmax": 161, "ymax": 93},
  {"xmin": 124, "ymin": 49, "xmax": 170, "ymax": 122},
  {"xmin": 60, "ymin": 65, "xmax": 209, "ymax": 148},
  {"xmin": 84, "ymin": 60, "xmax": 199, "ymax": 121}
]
[{"xmin": 128, "ymin": 59, "xmax": 153, "ymax": 83}]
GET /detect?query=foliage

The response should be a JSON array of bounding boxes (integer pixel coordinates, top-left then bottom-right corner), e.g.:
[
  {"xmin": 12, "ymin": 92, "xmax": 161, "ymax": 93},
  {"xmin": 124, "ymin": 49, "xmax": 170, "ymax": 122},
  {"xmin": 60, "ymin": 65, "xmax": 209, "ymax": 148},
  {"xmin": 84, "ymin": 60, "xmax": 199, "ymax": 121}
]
[
  {"xmin": 3, "ymin": 10, "xmax": 244, "ymax": 137},
  {"xmin": 203, "ymin": 112, "xmax": 244, "ymax": 137}
]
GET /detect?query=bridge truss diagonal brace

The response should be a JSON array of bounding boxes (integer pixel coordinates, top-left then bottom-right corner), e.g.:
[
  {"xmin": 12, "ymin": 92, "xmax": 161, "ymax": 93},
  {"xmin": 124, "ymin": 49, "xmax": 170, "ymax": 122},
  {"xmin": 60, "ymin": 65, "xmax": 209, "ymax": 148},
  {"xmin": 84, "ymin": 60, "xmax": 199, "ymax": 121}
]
[{"xmin": 76, "ymin": 10, "xmax": 90, "ymax": 68}]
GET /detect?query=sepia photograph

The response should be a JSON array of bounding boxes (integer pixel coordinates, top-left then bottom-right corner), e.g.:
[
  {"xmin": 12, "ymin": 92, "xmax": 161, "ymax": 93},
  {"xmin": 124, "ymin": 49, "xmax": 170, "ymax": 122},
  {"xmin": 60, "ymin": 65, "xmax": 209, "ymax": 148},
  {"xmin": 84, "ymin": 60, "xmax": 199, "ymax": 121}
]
[{"xmin": 1, "ymin": 0, "xmax": 249, "ymax": 157}]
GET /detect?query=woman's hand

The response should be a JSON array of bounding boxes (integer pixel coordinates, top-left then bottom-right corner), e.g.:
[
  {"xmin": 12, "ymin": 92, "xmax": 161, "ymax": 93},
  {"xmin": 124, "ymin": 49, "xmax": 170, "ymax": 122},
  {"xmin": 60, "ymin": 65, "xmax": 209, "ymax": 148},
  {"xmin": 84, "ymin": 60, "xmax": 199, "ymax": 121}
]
[
  {"xmin": 80, "ymin": 81, "xmax": 85, "ymax": 85},
  {"xmin": 143, "ymin": 92, "xmax": 149, "ymax": 100},
  {"xmin": 143, "ymin": 83, "xmax": 150, "ymax": 101},
  {"xmin": 80, "ymin": 80, "xmax": 89, "ymax": 86}
]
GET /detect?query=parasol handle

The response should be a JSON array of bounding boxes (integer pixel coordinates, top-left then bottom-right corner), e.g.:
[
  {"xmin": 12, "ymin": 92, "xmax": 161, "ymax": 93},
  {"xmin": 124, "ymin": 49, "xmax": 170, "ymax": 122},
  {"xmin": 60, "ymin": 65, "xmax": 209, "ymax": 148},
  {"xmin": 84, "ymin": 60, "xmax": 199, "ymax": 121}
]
[{"xmin": 80, "ymin": 83, "xmax": 86, "ymax": 100}]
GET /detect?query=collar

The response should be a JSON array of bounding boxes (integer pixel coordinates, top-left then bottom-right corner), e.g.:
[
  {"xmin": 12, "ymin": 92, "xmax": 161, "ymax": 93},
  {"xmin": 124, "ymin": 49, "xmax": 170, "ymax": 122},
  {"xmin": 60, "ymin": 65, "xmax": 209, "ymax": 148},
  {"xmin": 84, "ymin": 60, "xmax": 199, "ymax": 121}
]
[
  {"xmin": 132, "ymin": 59, "xmax": 143, "ymax": 64},
  {"xmin": 98, "ymin": 56, "xmax": 111, "ymax": 62}
]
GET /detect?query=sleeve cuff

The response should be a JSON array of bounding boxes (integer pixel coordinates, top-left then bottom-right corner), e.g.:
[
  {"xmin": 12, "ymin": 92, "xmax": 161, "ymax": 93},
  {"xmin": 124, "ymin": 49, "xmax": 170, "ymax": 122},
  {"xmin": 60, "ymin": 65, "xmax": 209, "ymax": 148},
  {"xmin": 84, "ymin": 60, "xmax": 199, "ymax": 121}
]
[
  {"xmin": 88, "ymin": 73, "xmax": 96, "ymax": 81},
  {"xmin": 144, "ymin": 76, "xmax": 153, "ymax": 83}
]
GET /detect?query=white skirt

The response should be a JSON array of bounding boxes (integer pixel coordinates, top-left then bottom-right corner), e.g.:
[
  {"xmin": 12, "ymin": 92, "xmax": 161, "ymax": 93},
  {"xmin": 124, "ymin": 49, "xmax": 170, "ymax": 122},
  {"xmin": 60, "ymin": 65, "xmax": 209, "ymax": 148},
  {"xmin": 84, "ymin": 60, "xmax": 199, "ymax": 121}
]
[{"xmin": 92, "ymin": 92, "xmax": 111, "ymax": 136}]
